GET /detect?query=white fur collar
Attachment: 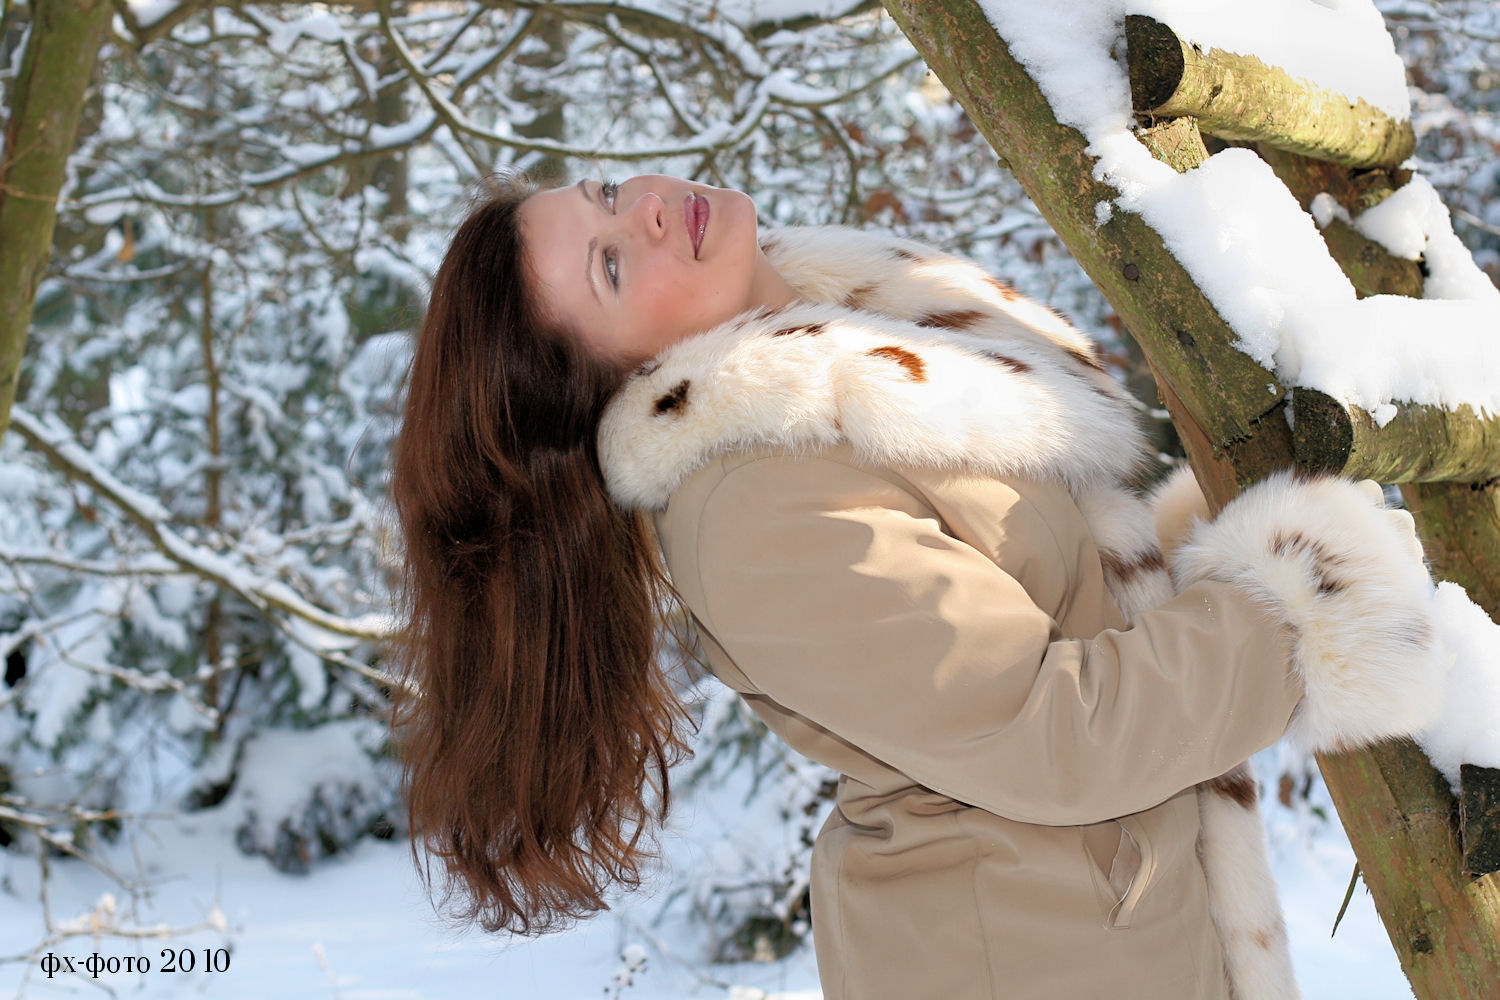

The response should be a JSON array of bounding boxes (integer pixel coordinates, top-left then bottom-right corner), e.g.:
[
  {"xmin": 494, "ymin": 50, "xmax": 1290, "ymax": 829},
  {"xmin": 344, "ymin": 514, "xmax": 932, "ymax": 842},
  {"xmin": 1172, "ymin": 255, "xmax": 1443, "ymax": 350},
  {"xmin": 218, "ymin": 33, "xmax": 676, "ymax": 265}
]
[{"xmin": 597, "ymin": 226, "xmax": 1149, "ymax": 511}]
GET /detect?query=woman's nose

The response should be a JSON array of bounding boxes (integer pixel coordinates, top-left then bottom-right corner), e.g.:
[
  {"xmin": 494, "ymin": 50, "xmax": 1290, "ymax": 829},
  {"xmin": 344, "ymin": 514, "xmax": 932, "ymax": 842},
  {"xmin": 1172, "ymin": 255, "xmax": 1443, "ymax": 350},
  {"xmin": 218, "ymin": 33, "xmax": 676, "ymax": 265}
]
[{"xmin": 628, "ymin": 191, "xmax": 667, "ymax": 240}]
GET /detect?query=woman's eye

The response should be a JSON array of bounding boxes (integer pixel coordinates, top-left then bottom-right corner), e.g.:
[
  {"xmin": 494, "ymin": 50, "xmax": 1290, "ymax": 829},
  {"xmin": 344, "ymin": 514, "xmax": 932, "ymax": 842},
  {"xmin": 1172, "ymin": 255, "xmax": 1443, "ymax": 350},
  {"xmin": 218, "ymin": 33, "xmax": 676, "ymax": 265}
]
[
  {"xmin": 601, "ymin": 179, "xmax": 619, "ymax": 209},
  {"xmin": 604, "ymin": 249, "xmax": 619, "ymax": 288}
]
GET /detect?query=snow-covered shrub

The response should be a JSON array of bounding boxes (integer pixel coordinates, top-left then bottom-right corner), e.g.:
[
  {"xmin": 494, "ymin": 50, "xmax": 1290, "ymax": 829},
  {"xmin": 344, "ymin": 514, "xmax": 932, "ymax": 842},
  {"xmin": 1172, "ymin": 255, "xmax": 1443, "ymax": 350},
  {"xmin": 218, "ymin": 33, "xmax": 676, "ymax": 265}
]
[
  {"xmin": 655, "ymin": 673, "xmax": 836, "ymax": 965},
  {"xmin": 211, "ymin": 720, "xmax": 401, "ymax": 874}
]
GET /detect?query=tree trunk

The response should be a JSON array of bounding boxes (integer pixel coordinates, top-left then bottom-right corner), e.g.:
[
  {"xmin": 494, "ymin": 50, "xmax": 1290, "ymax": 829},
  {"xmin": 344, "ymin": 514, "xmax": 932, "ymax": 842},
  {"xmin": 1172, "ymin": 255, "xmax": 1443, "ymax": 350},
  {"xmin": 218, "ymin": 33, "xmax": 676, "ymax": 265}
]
[
  {"xmin": 0, "ymin": 0, "xmax": 112, "ymax": 442},
  {"xmin": 879, "ymin": 2, "xmax": 1500, "ymax": 995}
]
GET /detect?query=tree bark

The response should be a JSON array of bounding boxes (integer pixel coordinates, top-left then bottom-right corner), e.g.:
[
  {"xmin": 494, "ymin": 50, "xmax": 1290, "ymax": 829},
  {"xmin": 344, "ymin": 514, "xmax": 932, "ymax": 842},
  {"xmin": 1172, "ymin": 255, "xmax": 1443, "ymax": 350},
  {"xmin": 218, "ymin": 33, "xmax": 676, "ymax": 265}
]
[
  {"xmin": 1399, "ymin": 480, "xmax": 1500, "ymax": 618},
  {"xmin": 879, "ymin": 2, "xmax": 1500, "ymax": 995},
  {"xmin": 0, "ymin": 0, "xmax": 113, "ymax": 442},
  {"xmin": 1316, "ymin": 218, "xmax": 1426, "ymax": 298},
  {"xmin": 1126, "ymin": 15, "xmax": 1415, "ymax": 169}
]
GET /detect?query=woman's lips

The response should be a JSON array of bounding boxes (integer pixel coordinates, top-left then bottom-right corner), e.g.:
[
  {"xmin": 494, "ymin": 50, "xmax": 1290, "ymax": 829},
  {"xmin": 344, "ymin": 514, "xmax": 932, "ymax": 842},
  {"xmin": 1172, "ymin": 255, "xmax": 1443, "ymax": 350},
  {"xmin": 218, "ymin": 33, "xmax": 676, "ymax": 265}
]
[{"xmin": 685, "ymin": 193, "xmax": 708, "ymax": 258}]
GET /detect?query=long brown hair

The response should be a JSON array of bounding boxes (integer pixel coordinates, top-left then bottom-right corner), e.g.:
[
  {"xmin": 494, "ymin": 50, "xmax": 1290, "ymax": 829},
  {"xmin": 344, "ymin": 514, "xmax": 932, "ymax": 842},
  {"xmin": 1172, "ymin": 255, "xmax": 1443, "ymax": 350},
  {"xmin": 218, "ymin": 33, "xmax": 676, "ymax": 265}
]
[{"xmin": 388, "ymin": 174, "xmax": 694, "ymax": 934}]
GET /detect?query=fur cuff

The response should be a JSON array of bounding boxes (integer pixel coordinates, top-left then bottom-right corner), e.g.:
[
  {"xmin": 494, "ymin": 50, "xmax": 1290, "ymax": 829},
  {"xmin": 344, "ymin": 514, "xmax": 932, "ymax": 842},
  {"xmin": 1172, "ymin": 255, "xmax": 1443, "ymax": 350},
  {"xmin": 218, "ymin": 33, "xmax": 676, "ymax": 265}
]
[
  {"xmin": 1170, "ymin": 470, "xmax": 1443, "ymax": 753},
  {"xmin": 1148, "ymin": 464, "xmax": 1212, "ymax": 564}
]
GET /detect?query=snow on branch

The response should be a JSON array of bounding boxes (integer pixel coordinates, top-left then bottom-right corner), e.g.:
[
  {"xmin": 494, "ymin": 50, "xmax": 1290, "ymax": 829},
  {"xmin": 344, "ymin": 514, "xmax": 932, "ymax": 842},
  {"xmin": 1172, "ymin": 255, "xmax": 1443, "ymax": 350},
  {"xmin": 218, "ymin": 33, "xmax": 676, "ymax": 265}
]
[
  {"xmin": 113, "ymin": 0, "xmax": 206, "ymax": 46},
  {"xmin": 975, "ymin": 0, "xmax": 1500, "ymax": 423},
  {"xmin": 0, "ymin": 549, "xmax": 181, "ymax": 579},
  {"xmin": 7, "ymin": 407, "xmax": 395, "ymax": 645},
  {"xmin": 514, "ymin": 0, "xmax": 770, "ymax": 75},
  {"xmin": 0, "ymin": 797, "xmax": 132, "ymax": 875}
]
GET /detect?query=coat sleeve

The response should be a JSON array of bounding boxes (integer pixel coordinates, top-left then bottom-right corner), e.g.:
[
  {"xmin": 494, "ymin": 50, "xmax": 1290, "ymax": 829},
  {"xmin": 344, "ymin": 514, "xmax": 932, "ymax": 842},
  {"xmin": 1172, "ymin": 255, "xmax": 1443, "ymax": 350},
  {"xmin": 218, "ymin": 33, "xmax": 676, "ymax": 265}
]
[{"xmin": 688, "ymin": 454, "xmax": 1305, "ymax": 827}]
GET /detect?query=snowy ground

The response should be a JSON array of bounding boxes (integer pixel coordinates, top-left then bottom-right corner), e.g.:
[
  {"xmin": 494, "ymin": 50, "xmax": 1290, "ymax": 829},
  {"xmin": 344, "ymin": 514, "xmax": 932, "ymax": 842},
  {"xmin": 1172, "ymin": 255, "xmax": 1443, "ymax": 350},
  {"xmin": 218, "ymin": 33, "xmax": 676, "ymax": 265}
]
[{"xmin": 0, "ymin": 741, "xmax": 1413, "ymax": 1000}]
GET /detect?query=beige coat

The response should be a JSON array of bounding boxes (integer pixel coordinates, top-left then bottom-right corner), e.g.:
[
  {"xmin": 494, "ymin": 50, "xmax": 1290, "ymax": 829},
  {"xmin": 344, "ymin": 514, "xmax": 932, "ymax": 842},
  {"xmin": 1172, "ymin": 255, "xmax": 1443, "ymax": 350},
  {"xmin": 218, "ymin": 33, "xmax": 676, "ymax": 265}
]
[{"xmin": 596, "ymin": 226, "xmax": 1442, "ymax": 1000}]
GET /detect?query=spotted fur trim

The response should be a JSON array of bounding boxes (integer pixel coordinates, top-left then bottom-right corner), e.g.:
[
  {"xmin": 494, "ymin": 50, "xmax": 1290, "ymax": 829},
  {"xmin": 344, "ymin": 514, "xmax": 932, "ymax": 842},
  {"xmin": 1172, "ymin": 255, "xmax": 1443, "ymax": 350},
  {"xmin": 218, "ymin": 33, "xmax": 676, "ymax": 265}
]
[
  {"xmin": 598, "ymin": 227, "xmax": 1145, "ymax": 512},
  {"xmin": 1172, "ymin": 471, "xmax": 1444, "ymax": 754},
  {"xmin": 1197, "ymin": 765, "xmax": 1300, "ymax": 1000}
]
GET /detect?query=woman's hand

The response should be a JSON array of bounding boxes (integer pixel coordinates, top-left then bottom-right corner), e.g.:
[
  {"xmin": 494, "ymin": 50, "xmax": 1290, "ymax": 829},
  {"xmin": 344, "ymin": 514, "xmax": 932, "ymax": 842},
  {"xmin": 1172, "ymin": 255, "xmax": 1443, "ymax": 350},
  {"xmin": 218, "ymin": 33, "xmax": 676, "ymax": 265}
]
[
  {"xmin": 1352, "ymin": 479, "xmax": 1426, "ymax": 564},
  {"xmin": 1170, "ymin": 470, "xmax": 1444, "ymax": 754}
]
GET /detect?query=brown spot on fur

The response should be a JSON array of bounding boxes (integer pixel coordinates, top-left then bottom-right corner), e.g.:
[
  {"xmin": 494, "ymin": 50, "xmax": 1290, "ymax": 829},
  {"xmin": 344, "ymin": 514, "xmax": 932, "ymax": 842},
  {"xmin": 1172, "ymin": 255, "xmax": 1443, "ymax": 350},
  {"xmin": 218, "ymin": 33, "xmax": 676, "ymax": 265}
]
[
  {"xmin": 1066, "ymin": 343, "xmax": 1107, "ymax": 372},
  {"xmin": 915, "ymin": 309, "xmax": 987, "ymax": 331},
  {"xmin": 1098, "ymin": 546, "xmax": 1166, "ymax": 584},
  {"xmin": 1270, "ymin": 530, "xmax": 1302, "ymax": 558},
  {"xmin": 986, "ymin": 274, "xmax": 1020, "ymax": 301},
  {"xmin": 653, "ymin": 379, "xmax": 690, "ymax": 415},
  {"xmin": 866, "ymin": 345, "xmax": 927, "ymax": 382},
  {"xmin": 1208, "ymin": 766, "xmax": 1258, "ymax": 810},
  {"xmin": 892, "ymin": 246, "xmax": 921, "ymax": 262},
  {"xmin": 1253, "ymin": 929, "xmax": 1274, "ymax": 950},
  {"xmin": 1316, "ymin": 573, "xmax": 1349, "ymax": 596},
  {"xmin": 771, "ymin": 321, "xmax": 827, "ymax": 338},
  {"xmin": 1271, "ymin": 530, "xmax": 1349, "ymax": 595},
  {"xmin": 843, "ymin": 283, "xmax": 878, "ymax": 310},
  {"xmin": 984, "ymin": 352, "xmax": 1033, "ymax": 375}
]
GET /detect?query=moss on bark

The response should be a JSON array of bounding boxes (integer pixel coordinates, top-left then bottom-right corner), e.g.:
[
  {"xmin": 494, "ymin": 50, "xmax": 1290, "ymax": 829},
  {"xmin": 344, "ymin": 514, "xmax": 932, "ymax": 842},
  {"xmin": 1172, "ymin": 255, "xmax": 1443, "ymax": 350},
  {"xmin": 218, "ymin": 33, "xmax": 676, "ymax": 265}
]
[{"xmin": 0, "ymin": 0, "xmax": 113, "ymax": 442}]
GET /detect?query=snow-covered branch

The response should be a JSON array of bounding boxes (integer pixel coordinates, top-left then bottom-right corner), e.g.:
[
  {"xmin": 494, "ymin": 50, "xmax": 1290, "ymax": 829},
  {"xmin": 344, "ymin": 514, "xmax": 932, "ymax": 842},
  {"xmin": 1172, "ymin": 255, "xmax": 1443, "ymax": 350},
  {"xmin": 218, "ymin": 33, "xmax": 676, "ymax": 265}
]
[{"xmin": 7, "ymin": 407, "xmax": 394, "ymax": 644}]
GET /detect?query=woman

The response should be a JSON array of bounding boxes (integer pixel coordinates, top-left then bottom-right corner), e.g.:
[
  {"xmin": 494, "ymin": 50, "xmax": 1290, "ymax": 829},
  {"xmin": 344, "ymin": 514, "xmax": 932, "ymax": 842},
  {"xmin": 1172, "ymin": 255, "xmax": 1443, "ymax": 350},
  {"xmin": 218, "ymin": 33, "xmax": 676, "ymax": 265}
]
[{"xmin": 389, "ymin": 173, "xmax": 1441, "ymax": 1000}]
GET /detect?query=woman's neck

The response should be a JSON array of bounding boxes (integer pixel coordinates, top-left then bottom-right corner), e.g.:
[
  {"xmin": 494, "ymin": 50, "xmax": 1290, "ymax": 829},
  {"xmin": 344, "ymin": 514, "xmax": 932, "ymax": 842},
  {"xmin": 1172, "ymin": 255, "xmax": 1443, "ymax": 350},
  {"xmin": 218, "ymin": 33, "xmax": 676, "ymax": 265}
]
[{"xmin": 749, "ymin": 247, "xmax": 798, "ymax": 311}]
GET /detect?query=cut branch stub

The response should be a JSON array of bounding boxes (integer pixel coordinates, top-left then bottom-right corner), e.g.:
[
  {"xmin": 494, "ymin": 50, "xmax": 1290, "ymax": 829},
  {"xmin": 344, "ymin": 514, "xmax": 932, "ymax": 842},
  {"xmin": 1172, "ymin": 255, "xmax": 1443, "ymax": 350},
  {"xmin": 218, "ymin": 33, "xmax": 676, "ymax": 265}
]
[
  {"xmin": 1461, "ymin": 764, "xmax": 1500, "ymax": 878},
  {"xmin": 1125, "ymin": 15, "xmax": 1416, "ymax": 169},
  {"xmin": 1133, "ymin": 116, "xmax": 1208, "ymax": 173},
  {"xmin": 1291, "ymin": 390, "xmax": 1500, "ymax": 484},
  {"xmin": 1126, "ymin": 14, "xmax": 1187, "ymax": 111}
]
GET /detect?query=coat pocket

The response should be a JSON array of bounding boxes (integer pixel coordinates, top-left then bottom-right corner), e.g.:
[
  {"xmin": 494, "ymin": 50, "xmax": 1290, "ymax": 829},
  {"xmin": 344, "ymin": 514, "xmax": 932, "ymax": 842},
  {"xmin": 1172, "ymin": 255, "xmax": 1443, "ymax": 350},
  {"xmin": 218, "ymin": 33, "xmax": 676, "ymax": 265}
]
[{"xmin": 1080, "ymin": 816, "xmax": 1153, "ymax": 929}]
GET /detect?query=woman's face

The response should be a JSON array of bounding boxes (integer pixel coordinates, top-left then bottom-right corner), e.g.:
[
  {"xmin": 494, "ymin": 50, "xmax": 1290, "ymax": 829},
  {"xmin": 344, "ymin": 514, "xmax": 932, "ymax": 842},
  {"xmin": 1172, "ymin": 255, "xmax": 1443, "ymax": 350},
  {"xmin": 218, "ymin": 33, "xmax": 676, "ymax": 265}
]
[{"xmin": 519, "ymin": 174, "xmax": 792, "ymax": 366}]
